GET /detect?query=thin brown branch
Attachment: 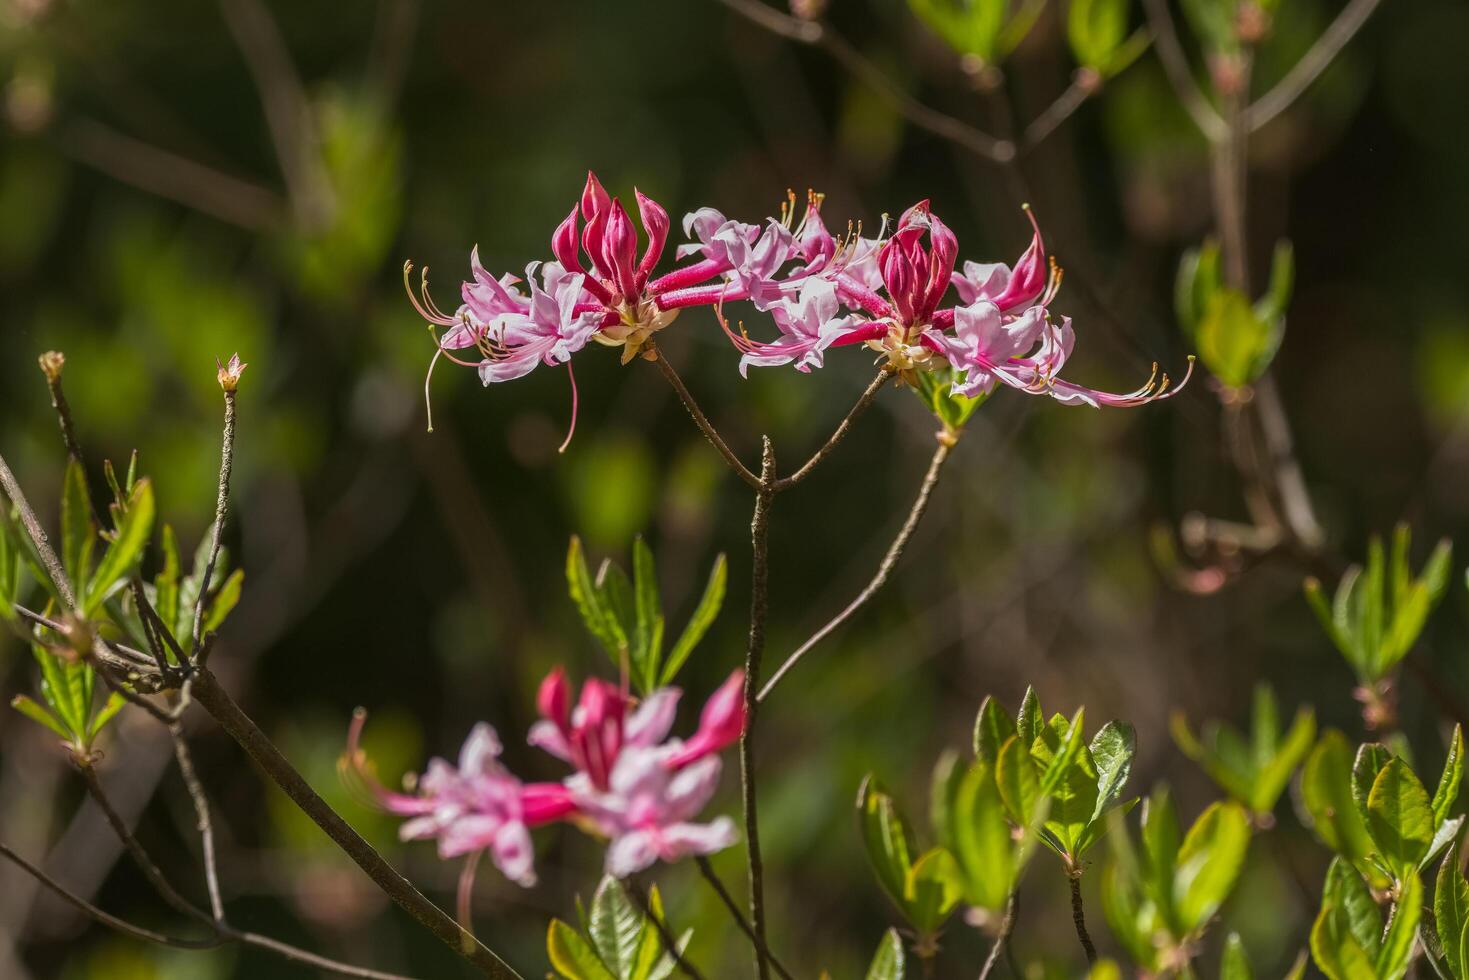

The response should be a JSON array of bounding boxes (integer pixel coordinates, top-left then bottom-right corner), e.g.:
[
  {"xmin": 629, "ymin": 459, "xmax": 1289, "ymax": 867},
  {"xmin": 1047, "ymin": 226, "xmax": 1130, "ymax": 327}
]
[
  {"xmin": 712, "ymin": 0, "xmax": 1015, "ymax": 163},
  {"xmin": 1068, "ymin": 871, "xmax": 1098, "ymax": 965},
  {"xmin": 217, "ymin": 0, "xmax": 335, "ymax": 228},
  {"xmin": 0, "ymin": 453, "xmax": 77, "ymax": 610},
  {"xmin": 12, "ymin": 605, "xmax": 156, "ymax": 672},
  {"xmin": 57, "ymin": 117, "xmax": 286, "ymax": 231},
  {"xmin": 0, "ymin": 841, "xmax": 220, "ymax": 950},
  {"xmin": 693, "ymin": 857, "xmax": 795, "ymax": 980},
  {"xmin": 758, "ymin": 438, "xmax": 954, "ymax": 701},
  {"xmin": 38, "ymin": 354, "xmax": 104, "ymax": 528},
  {"xmin": 741, "ymin": 438, "xmax": 776, "ymax": 980},
  {"xmin": 187, "ymin": 668, "xmax": 521, "ymax": 978},
  {"xmin": 1021, "ymin": 74, "xmax": 1098, "ymax": 150},
  {"xmin": 193, "ymin": 387, "xmax": 238, "ymax": 664},
  {"xmin": 171, "ymin": 725, "xmax": 226, "ymax": 922},
  {"xmin": 626, "ymin": 880, "xmax": 706, "ymax": 980},
  {"xmin": 1246, "ymin": 0, "xmax": 1384, "ymax": 132},
  {"xmin": 772, "ymin": 368, "xmax": 892, "ymax": 492},
  {"xmin": 977, "ymin": 891, "xmax": 1018, "ymax": 980},
  {"xmin": 1138, "ymin": 0, "xmax": 1226, "ymax": 141},
  {"xmin": 650, "ymin": 347, "xmax": 762, "ymax": 491}
]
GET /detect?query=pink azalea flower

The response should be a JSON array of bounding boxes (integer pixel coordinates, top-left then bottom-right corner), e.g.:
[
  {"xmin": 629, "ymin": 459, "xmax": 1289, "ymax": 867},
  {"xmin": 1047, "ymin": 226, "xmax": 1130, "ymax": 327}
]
[
  {"xmin": 530, "ymin": 668, "xmax": 747, "ymax": 875},
  {"xmin": 343, "ymin": 712, "xmax": 574, "ymax": 888}
]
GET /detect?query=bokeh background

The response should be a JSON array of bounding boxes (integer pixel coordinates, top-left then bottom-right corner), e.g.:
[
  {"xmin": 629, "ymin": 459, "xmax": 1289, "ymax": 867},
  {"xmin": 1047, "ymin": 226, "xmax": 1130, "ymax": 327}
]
[{"xmin": 2, "ymin": 0, "xmax": 1468, "ymax": 976}]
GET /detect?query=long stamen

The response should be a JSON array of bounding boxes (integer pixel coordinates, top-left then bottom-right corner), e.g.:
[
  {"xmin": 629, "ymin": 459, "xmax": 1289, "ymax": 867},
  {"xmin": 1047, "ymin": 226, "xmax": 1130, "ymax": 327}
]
[
  {"xmin": 557, "ymin": 359, "xmax": 580, "ymax": 455},
  {"xmin": 419, "ymin": 267, "xmax": 458, "ymax": 323},
  {"xmin": 403, "ymin": 261, "xmax": 458, "ymax": 326},
  {"xmin": 423, "ymin": 344, "xmax": 444, "ymax": 434}
]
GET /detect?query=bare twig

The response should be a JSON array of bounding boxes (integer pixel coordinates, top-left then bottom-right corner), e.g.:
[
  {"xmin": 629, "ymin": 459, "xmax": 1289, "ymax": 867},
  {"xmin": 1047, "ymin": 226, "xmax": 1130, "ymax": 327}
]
[
  {"xmin": 759, "ymin": 439, "xmax": 954, "ymax": 702},
  {"xmin": 712, "ymin": 0, "xmax": 1015, "ymax": 163},
  {"xmin": 57, "ymin": 117, "xmax": 286, "ymax": 231},
  {"xmin": 1138, "ymin": 0, "xmax": 1226, "ymax": 141},
  {"xmin": 1246, "ymin": 0, "xmax": 1384, "ymax": 132},
  {"xmin": 650, "ymin": 347, "xmax": 762, "ymax": 491},
  {"xmin": 0, "ymin": 454, "xmax": 77, "ymax": 610},
  {"xmin": 978, "ymin": 891, "xmax": 1018, "ymax": 980},
  {"xmin": 171, "ymin": 726, "xmax": 226, "ymax": 922},
  {"xmin": 1022, "ymin": 74, "xmax": 1099, "ymax": 150},
  {"xmin": 193, "ymin": 385, "xmax": 238, "ymax": 664},
  {"xmin": 693, "ymin": 857, "xmax": 796, "ymax": 980},
  {"xmin": 0, "ymin": 841, "xmax": 219, "ymax": 950},
  {"xmin": 772, "ymin": 368, "xmax": 893, "ymax": 492},
  {"xmin": 626, "ymin": 880, "xmax": 705, "ymax": 980},
  {"xmin": 1068, "ymin": 871, "xmax": 1098, "ymax": 964},
  {"xmin": 217, "ymin": 0, "xmax": 335, "ymax": 228},
  {"xmin": 38, "ymin": 354, "xmax": 104, "ymax": 528},
  {"xmin": 741, "ymin": 439, "xmax": 776, "ymax": 980},
  {"xmin": 75, "ymin": 763, "xmax": 209, "ymax": 923}
]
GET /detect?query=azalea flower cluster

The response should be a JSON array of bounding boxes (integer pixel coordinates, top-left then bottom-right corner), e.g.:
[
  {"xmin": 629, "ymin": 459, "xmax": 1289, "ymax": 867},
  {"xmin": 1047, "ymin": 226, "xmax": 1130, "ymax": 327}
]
[
  {"xmin": 406, "ymin": 172, "xmax": 1189, "ymax": 437},
  {"xmin": 344, "ymin": 669, "xmax": 745, "ymax": 886}
]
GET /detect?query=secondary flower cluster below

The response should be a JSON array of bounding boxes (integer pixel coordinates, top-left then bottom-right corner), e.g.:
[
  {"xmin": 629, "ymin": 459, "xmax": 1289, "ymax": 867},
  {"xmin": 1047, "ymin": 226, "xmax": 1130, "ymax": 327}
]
[
  {"xmin": 406, "ymin": 172, "xmax": 1190, "ymax": 436},
  {"xmin": 343, "ymin": 669, "xmax": 745, "ymax": 885}
]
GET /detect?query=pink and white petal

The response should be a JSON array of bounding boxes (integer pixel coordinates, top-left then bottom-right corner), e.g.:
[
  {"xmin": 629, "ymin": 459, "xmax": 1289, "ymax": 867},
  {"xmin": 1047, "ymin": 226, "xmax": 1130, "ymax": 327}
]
[
  {"xmin": 663, "ymin": 756, "xmax": 723, "ymax": 822},
  {"xmin": 656, "ymin": 817, "xmax": 738, "ymax": 861},
  {"xmin": 458, "ymin": 723, "xmax": 504, "ymax": 776},
  {"xmin": 605, "ymin": 830, "xmax": 659, "ymax": 878},
  {"xmin": 527, "ymin": 720, "xmax": 573, "ymax": 762},
  {"xmin": 438, "ymin": 814, "xmax": 505, "ymax": 859},
  {"xmin": 489, "ymin": 822, "xmax": 538, "ymax": 887},
  {"xmin": 625, "ymin": 689, "xmax": 682, "ymax": 748}
]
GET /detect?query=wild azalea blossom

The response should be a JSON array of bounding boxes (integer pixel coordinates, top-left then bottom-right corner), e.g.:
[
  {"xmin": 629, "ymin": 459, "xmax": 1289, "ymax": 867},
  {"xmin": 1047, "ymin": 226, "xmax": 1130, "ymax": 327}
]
[
  {"xmin": 405, "ymin": 174, "xmax": 1189, "ymax": 442},
  {"xmin": 343, "ymin": 669, "xmax": 745, "ymax": 885}
]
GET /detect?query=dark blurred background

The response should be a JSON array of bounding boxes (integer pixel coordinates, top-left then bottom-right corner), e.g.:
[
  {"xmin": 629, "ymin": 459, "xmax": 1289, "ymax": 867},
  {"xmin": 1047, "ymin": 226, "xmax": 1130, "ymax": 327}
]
[{"xmin": 2, "ymin": 0, "xmax": 1468, "ymax": 976}]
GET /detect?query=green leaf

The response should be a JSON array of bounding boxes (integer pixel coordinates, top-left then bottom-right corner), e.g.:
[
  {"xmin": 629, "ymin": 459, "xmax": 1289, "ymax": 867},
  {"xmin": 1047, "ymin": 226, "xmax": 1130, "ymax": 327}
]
[
  {"xmin": 908, "ymin": 0, "xmax": 1006, "ymax": 62},
  {"xmin": 1197, "ymin": 287, "xmax": 1282, "ymax": 388},
  {"xmin": 865, "ymin": 928, "xmax": 906, "ymax": 980},
  {"xmin": 61, "ymin": 459, "xmax": 96, "ymax": 599},
  {"xmin": 996, "ymin": 734, "xmax": 1043, "ymax": 828},
  {"xmin": 86, "ymin": 690, "xmax": 127, "ymax": 740},
  {"xmin": 1353, "ymin": 744, "xmax": 1393, "ymax": 817},
  {"xmin": 548, "ymin": 919, "xmax": 615, "ymax": 980},
  {"xmin": 1221, "ymin": 933, "xmax": 1254, "ymax": 980},
  {"xmin": 1252, "ymin": 707, "xmax": 1316, "ymax": 816},
  {"xmin": 0, "ymin": 503, "xmax": 18, "ymax": 621},
  {"xmin": 1038, "ymin": 707, "xmax": 1088, "ymax": 795},
  {"xmin": 858, "ymin": 776, "xmax": 916, "ymax": 913},
  {"xmin": 1311, "ymin": 859, "xmax": 1382, "ymax": 980},
  {"xmin": 1436, "ymin": 841, "xmax": 1469, "ymax": 980},
  {"xmin": 974, "ymin": 695, "xmax": 1018, "ymax": 767},
  {"xmin": 32, "ymin": 643, "xmax": 82, "ymax": 735},
  {"xmin": 904, "ymin": 847, "xmax": 963, "ymax": 934},
  {"xmin": 596, "ymin": 561, "xmax": 636, "ymax": 654},
  {"xmin": 1377, "ymin": 872, "xmax": 1422, "ymax": 980},
  {"xmin": 1091, "ymin": 721, "xmax": 1136, "ymax": 819},
  {"xmin": 1175, "ymin": 240, "xmax": 1221, "ymax": 338},
  {"xmin": 1302, "ymin": 731, "xmax": 1378, "ymax": 867},
  {"xmin": 1436, "ymin": 727, "xmax": 1465, "ymax": 829},
  {"xmin": 1140, "ymin": 787, "xmax": 1181, "ymax": 923},
  {"xmin": 1016, "ymin": 687, "xmax": 1042, "ymax": 748},
  {"xmin": 1174, "ymin": 801, "xmax": 1251, "ymax": 934},
  {"xmin": 154, "ymin": 524, "xmax": 181, "ymax": 637},
  {"xmin": 661, "ymin": 554, "xmax": 726, "ymax": 686},
  {"xmin": 1253, "ymin": 239, "xmax": 1295, "ymax": 326},
  {"xmin": 1367, "ymin": 758, "xmax": 1437, "ymax": 878},
  {"xmin": 949, "ymin": 762, "xmax": 1016, "ymax": 912},
  {"xmin": 85, "ymin": 478, "xmax": 154, "ymax": 617},
  {"xmin": 630, "ymin": 885, "xmax": 675, "ymax": 980},
  {"xmin": 630, "ymin": 536, "xmax": 663, "ymax": 694},
  {"xmin": 567, "ymin": 536, "xmax": 626, "ymax": 662},
  {"xmin": 202, "ymin": 568, "xmax": 244, "ymax": 634},
  {"xmin": 1068, "ymin": 0, "xmax": 1127, "ymax": 71},
  {"xmin": 10, "ymin": 694, "xmax": 71, "ymax": 740},
  {"xmin": 589, "ymin": 877, "xmax": 644, "ymax": 979}
]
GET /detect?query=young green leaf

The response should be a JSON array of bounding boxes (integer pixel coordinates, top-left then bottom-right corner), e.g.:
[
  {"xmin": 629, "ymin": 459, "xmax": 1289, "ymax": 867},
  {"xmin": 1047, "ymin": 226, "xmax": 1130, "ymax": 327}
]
[
  {"xmin": 1436, "ymin": 840, "xmax": 1469, "ymax": 980},
  {"xmin": 630, "ymin": 536, "xmax": 663, "ymax": 693},
  {"xmin": 548, "ymin": 919, "xmax": 615, "ymax": 980},
  {"xmin": 567, "ymin": 536, "xmax": 626, "ymax": 661},
  {"xmin": 661, "ymin": 553, "xmax": 726, "ymax": 686},
  {"xmin": 1366, "ymin": 758, "xmax": 1436, "ymax": 878},
  {"xmin": 1436, "ymin": 727, "xmax": 1465, "ymax": 828},
  {"xmin": 974, "ymin": 695, "xmax": 1019, "ymax": 767},
  {"xmin": 589, "ymin": 877, "xmax": 645, "ymax": 979},
  {"xmin": 1352, "ymin": 743, "xmax": 1393, "ymax": 816},
  {"xmin": 1310, "ymin": 858, "xmax": 1382, "ymax": 980},
  {"xmin": 1375, "ymin": 870, "xmax": 1421, "ymax": 980},
  {"xmin": 1300, "ymin": 731, "xmax": 1377, "ymax": 869},
  {"xmin": 865, "ymin": 928, "xmax": 906, "ymax": 980},
  {"xmin": 904, "ymin": 847, "xmax": 963, "ymax": 934},
  {"xmin": 86, "ymin": 690, "xmax": 127, "ymax": 740},
  {"xmin": 10, "ymin": 694, "xmax": 71, "ymax": 740},
  {"xmin": 60, "ymin": 459, "xmax": 95, "ymax": 596},
  {"xmin": 949, "ymin": 762, "xmax": 1017, "ymax": 912},
  {"xmin": 858, "ymin": 776, "xmax": 917, "ymax": 913},
  {"xmin": 1221, "ymin": 933, "xmax": 1253, "ymax": 980},
  {"xmin": 154, "ymin": 524, "xmax": 181, "ymax": 637},
  {"xmin": 996, "ymin": 734, "xmax": 1043, "ymax": 829},
  {"xmin": 1090, "ymin": 720, "xmax": 1136, "ymax": 819},
  {"xmin": 1017, "ymin": 687, "xmax": 1043, "ymax": 748},
  {"xmin": 202, "ymin": 568, "xmax": 244, "ymax": 634},
  {"xmin": 1173, "ymin": 801, "xmax": 1251, "ymax": 934},
  {"xmin": 85, "ymin": 478, "xmax": 154, "ymax": 616}
]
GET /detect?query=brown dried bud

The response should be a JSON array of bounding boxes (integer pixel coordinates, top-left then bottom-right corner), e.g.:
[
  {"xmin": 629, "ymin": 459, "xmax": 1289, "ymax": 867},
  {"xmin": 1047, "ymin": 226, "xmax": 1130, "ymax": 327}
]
[
  {"xmin": 37, "ymin": 350, "xmax": 65, "ymax": 382},
  {"xmin": 1235, "ymin": 2, "xmax": 1271, "ymax": 44},
  {"xmin": 789, "ymin": 0, "xmax": 826, "ymax": 20}
]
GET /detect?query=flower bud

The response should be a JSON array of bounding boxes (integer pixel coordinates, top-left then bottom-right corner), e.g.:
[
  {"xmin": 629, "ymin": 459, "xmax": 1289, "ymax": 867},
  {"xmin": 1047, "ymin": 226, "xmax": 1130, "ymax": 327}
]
[
  {"xmin": 217, "ymin": 353, "xmax": 247, "ymax": 392},
  {"xmin": 37, "ymin": 350, "xmax": 64, "ymax": 382},
  {"xmin": 552, "ymin": 205, "xmax": 583, "ymax": 273},
  {"xmin": 635, "ymin": 189, "xmax": 670, "ymax": 281},
  {"xmin": 580, "ymin": 171, "xmax": 610, "ymax": 221}
]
